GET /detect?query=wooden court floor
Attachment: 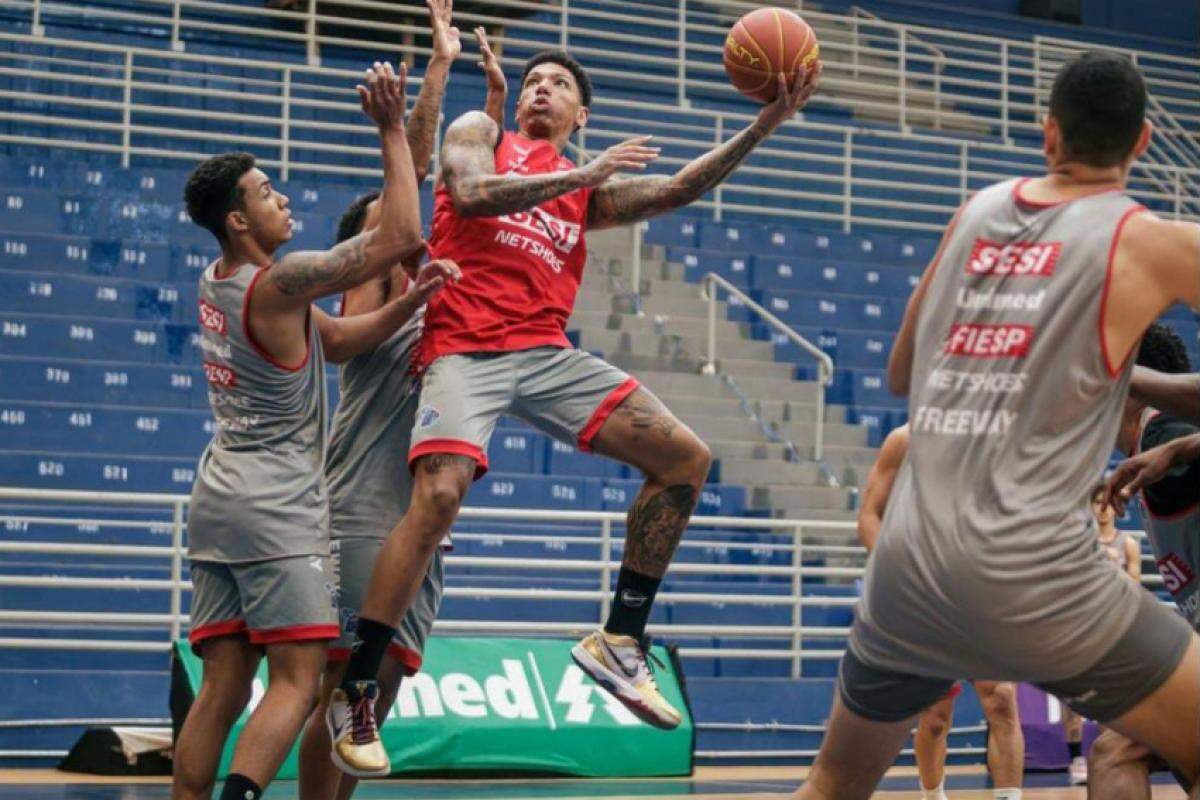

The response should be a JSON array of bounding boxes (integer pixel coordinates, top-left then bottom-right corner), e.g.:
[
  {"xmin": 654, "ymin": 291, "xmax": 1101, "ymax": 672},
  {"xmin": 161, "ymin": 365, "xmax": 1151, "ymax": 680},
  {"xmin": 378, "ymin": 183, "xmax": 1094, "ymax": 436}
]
[{"xmin": 0, "ymin": 767, "xmax": 1189, "ymax": 799}]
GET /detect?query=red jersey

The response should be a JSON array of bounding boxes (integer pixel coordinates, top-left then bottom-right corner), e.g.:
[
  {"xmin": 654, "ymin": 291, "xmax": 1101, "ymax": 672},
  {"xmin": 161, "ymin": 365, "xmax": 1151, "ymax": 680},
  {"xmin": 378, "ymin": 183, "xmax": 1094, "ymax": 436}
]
[{"xmin": 418, "ymin": 131, "xmax": 593, "ymax": 369}]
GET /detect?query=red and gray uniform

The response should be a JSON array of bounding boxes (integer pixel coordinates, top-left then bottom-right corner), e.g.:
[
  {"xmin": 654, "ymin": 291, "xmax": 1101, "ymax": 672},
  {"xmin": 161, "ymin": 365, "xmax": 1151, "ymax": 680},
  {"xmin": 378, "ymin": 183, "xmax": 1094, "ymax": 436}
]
[
  {"xmin": 325, "ymin": 304, "xmax": 443, "ymax": 675},
  {"xmin": 842, "ymin": 179, "xmax": 1195, "ymax": 724},
  {"xmin": 1136, "ymin": 409, "xmax": 1200, "ymax": 632},
  {"xmin": 409, "ymin": 131, "xmax": 638, "ymax": 474},
  {"xmin": 186, "ymin": 262, "xmax": 337, "ymax": 654}
]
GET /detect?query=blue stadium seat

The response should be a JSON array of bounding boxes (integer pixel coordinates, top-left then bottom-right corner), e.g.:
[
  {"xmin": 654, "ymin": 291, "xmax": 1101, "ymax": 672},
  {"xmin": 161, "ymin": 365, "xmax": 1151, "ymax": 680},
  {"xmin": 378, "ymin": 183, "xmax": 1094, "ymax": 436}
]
[
  {"xmin": 0, "ymin": 313, "xmax": 166, "ymax": 362},
  {"xmin": 642, "ymin": 215, "xmax": 698, "ymax": 249}
]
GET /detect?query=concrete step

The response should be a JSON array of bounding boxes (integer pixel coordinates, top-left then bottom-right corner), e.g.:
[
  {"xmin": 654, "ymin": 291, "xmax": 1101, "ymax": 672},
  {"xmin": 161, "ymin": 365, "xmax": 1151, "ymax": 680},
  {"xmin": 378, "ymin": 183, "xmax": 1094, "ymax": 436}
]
[
  {"xmin": 651, "ymin": 393, "xmax": 846, "ymax": 426},
  {"xmin": 717, "ymin": 355, "xmax": 797, "ymax": 380},
  {"xmin": 576, "ymin": 328, "xmax": 773, "ymax": 364},
  {"xmin": 719, "ymin": 458, "xmax": 822, "ymax": 487},
  {"xmin": 620, "ymin": 366, "xmax": 823, "ymax": 408},
  {"xmin": 568, "ymin": 308, "xmax": 750, "ymax": 346},
  {"xmin": 775, "ymin": 421, "xmax": 870, "ymax": 449},
  {"xmin": 703, "ymin": 438, "xmax": 793, "ymax": 462},
  {"xmin": 758, "ymin": 484, "xmax": 858, "ymax": 512}
]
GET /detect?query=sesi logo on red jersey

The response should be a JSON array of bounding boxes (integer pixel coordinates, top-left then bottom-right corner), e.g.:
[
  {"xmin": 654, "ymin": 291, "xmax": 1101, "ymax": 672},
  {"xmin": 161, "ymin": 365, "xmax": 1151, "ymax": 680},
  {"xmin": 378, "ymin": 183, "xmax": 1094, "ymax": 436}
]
[
  {"xmin": 944, "ymin": 323, "xmax": 1034, "ymax": 358},
  {"xmin": 499, "ymin": 207, "xmax": 583, "ymax": 254},
  {"xmin": 967, "ymin": 239, "xmax": 1062, "ymax": 277},
  {"xmin": 202, "ymin": 361, "xmax": 236, "ymax": 387},
  {"xmin": 199, "ymin": 300, "xmax": 227, "ymax": 335}
]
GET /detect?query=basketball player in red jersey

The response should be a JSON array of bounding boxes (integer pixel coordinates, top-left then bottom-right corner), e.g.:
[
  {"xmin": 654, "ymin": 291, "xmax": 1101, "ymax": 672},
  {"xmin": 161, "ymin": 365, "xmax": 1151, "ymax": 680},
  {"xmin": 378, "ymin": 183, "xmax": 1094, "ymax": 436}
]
[{"xmin": 328, "ymin": 52, "xmax": 821, "ymax": 774}]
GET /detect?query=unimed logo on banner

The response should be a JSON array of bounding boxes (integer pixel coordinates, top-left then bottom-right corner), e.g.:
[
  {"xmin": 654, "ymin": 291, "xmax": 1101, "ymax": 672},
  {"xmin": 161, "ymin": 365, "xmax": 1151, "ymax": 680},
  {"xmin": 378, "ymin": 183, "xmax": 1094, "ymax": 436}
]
[{"xmin": 390, "ymin": 657, "xmax": 641, "ymax": 727}]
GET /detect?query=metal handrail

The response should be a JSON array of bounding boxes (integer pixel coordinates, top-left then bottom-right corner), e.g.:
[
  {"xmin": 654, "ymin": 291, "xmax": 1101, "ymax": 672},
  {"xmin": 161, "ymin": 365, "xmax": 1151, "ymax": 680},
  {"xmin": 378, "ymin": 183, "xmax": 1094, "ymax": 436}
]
[
  {"xmin": 0, "ymin": 486, "xmax": 859, "ymax": 677},
  {"xmin": 701, "ymin": 272, "xmax": 834, "ymax": 461}
]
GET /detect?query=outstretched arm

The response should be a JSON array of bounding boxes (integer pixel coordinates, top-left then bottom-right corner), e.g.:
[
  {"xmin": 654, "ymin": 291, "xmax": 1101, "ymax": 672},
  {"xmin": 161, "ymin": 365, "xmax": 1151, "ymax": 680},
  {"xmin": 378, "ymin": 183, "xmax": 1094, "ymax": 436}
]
[
  {"xmin": 856, "ymin": 425, "xmax": 909, "ymax": 552},
  {"xmin": 439, "ymin": 111, "xmax": 659, "ymax": 218},
  {"xmin": 407, "ymin": 0, "xmax": 460, "ymax": 184},
  {"xmin": 586, "ymin": 66, "xmax": 821, "ymax": 229},
  {"xmin": 474, "ymin": 26, "xmax": 507, "ymax": 128},
  {"xmin": 315, "ymin": 259, "xmax": 459, "ymax": 362},
  {"xmin": 1131, "ymin": 368, "xmax": 1200, "ymax": 426},
  {"xmin": 261, "ymin": 62, "xmax": 422, "ymax": 308}
]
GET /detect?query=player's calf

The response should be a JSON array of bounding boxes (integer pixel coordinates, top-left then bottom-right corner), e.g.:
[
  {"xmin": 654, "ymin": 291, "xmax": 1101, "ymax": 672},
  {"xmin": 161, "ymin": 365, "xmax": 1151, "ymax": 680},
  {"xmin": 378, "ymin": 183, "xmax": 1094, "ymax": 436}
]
[{"xmin": 1087, "ymin": 728, "xmax": 1155, "ymax": 800}]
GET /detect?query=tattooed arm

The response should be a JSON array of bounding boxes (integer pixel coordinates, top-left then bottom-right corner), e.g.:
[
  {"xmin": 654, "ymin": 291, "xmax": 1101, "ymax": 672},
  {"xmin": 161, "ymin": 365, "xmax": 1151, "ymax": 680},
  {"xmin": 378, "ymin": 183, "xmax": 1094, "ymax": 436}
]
[
  {"xmin": 314, "ymin": 259, "xmax": 459, "ymax": 363},
  {"xmin": 587, "ymin": 66, "xmax": 823, "ymax": 230},
  {"xmin": 408, "ymin": 0, "xmax": 460, "ymax": 184},
  {"xmin": 440, "ymin": 111, "xmax": 659, "ymax": 218},
  {"xmin": 260, "ymin": 62, "xmax": 422, "ymax": 309},
  {"xmin": 475, "ymin": 26, "xmax": 507, "ymax": 128}
]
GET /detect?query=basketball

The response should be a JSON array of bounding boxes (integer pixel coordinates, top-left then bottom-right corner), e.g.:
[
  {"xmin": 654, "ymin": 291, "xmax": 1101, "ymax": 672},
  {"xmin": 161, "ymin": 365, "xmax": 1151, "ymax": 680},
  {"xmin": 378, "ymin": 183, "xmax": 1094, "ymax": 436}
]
[{"xmin": 723, "ymin": 7, "xmax": 819, "ymax": 103}]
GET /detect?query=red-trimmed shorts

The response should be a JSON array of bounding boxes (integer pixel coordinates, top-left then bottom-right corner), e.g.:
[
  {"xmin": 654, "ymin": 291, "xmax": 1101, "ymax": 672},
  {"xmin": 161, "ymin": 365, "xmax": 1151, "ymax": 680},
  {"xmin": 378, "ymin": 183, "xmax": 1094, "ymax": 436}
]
[
  {"xmin": 326, "ymin": 537, "xmax": 444, "ymax": 677},
  {"xmin": 188, "ymin": 556, "xmax": 339, "ymax": 656},
  {"xmin": 409, "ymin": 347, "xmax": 639, "ymax": 479}
]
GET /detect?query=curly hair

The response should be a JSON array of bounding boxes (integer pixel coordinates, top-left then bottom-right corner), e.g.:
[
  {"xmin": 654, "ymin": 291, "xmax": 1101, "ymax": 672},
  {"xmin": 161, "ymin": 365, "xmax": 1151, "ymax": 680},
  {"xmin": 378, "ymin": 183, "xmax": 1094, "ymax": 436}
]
[
  {"xmin": 521, "ymin": 50, "xmax": 593, "ymax": 108},
  {"xmin": 336, "ymin": 191, "xmax": 380, "ymax": 244},
  {"xmin": 1136, "ymin": 322, "xmax": 1191, "ymax": 375},
  {"xmin": 183, "ymin": 152, "xmax": 256, "ymax": 243}
]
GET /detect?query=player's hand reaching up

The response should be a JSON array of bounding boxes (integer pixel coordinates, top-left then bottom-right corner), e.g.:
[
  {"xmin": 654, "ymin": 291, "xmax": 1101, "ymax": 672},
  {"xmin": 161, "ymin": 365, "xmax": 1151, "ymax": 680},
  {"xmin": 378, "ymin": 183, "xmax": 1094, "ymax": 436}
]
[
  {"xmin": 1102, "ymin": 442, "xmax": 1180, "ymax": 516},
  {"xmin": 358, "ymin": 61, "xmax": 408, "ymax": 131},
  {"xmin": 475, "ymin": 27, "xmax": 506, "ymax": 96},
  {"xmin": 428, "ymin": 0, "xmax": 461, "ymax": 64},
  {"xmin": 580, "ymin": 136, "xmax": 661, "ymax": 186},
  {"xmin": 756, "ymin": 61, "xmax": 823, "ymax": 135},
  {"xmin": 410, "ymin": 258, "xmax": 461, "ymax": 303}
]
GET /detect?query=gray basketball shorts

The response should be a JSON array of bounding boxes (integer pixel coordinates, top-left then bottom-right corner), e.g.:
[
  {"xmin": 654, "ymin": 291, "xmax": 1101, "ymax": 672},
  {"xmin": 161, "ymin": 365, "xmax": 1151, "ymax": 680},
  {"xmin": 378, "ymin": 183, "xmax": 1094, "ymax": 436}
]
[
  {"xmin": 328, "ymin": 537, "xmax": 445, "ymax": 676},
  {"xmin": 839, "ymin": 588, "xmax": 1195, "ymax": 724},
  {"xmin": 187, "ymin": 555, "xmax": 339, "ymax": 656},
  {"xmin": 409, "ymin": 346, "xmax": 639, "ymax": 478}
]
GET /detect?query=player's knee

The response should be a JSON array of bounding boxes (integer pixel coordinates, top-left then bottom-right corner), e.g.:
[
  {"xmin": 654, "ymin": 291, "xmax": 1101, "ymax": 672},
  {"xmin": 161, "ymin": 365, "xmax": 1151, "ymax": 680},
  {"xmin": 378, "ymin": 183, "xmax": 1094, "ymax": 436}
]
[
  {"xmin": 647, "ymin": 434, "xmax": 711, "ymax": 488},
  {"xmin": 919, "ymin": 713, "xmax": 950, "ymax": 742},
  {"xmin": 980, "ymin": 684, "xmax": 1017, "ymax": 724},
  {"xmin": 422, "ymin": 479, "xmax": 466, "ymax": 526}
]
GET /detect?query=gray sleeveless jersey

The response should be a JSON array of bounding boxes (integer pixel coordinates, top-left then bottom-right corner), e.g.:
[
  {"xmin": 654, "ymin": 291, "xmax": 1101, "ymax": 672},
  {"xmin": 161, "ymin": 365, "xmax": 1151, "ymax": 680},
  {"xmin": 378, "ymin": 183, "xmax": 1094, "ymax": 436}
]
[
  {"xmin": 855, "ymin": 179, "xmax": 1147, "ymax": 681},
  {"xmin": 1097, "ymin": 529, "xmax": 1130, "ymax": 570},
  {"xmin": 187, "ymin": 262, "xmax": 330, "ymax": 563},
  {"xmin": 326, "ymin": 307, "xmax": 424, "ymax": 540},
  {"xmin": 1137, "ymin": 411, "xmax": 1200, "ymax": 631}
]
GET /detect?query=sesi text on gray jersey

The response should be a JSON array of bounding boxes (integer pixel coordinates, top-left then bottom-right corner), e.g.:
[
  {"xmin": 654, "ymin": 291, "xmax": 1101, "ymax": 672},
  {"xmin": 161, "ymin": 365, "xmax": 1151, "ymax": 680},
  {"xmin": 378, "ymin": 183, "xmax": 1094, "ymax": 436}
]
[
  {"xmin": 187, "ymin": 262, "xmax": 330, "ymax": 563},
  {"xmin": 853, "ymin": 178, "xmax": 1148, "ymax": 682}
]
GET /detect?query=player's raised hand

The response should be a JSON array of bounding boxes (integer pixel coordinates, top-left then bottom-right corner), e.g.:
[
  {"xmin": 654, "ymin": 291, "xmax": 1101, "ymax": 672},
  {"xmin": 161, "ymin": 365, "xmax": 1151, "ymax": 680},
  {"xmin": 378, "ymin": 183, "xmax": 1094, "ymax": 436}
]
[
  {"xmin": 756, "ymin": 61, "xmax": 822, "ymax": 134},
  {"xmin": 427, "ymin": 0, "xmax": 461, "ymax": 63},
  {"xmin": 475, "ymin": 26, "xmax": 506, "ymax": 94},
  {"xmin": 358, "ymin": 61, "xmax": 409, "ymax": 131},
  {"xmin": 410, "ymin": 258, "xmax": 461, "ymax": 303},
  {"xmin": 581, "ymin": 136, "xmax": 661, "ymax": 185},
  {"xmin": 1102, "ymin": 445, "xmax": 1175, "ymax": 517}
]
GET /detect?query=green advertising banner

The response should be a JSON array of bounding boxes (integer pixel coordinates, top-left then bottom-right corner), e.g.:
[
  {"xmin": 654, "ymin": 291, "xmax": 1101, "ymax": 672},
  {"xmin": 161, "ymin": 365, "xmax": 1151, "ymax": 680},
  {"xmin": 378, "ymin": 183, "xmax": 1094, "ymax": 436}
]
[{"xmin": 172, "ymin": 636, "xmax": 693, "ymax": 779}]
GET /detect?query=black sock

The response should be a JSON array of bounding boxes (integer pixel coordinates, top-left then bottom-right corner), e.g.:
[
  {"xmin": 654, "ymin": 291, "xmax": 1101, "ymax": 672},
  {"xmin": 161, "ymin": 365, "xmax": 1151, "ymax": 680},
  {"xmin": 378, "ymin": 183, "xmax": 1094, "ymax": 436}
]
[
  {"xmin": 1068, "ymin": 740, "xmax": 1082, "ymax": 760},
  {"xmin": 340, "ymin": 617, "xmax": 397, "ymax": 689},
  {"xmin": 604, "ymin": 566, "xmax": 662, "ymax": 640},
  {"xmin": 219, "ymin": 773, "xmax": 262, "ymax": 800}
]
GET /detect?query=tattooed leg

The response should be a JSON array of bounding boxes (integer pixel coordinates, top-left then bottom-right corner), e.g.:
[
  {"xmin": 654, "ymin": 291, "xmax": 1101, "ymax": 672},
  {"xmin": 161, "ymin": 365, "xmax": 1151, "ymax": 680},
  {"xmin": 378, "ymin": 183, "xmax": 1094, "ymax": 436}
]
[
  {"xmin": 358, "ymin": 453, "xmax": 474, "ymax": 626},
  {"xmin": 592, "ymin": 388, "xmax": 712, "ymax": 578}
]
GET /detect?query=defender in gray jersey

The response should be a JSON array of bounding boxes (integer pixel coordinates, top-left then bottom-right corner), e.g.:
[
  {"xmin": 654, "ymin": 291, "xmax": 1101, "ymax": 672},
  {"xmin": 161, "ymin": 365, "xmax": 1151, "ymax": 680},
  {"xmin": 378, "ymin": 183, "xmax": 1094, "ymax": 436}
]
[
  {"xmin": 299, "ymin": 15, "xmax": 504, "ymax": 796},
  {"xmin": 173, "ymin": 64, "xmax": 457, "ymax": 800},
  {"xmin": 796, "ymin": 52, "xmax": 1200, "ymax": 800},
  {"xmin": 1089, "ymin": 326, "xmax": 1199, "ymax": 799}
]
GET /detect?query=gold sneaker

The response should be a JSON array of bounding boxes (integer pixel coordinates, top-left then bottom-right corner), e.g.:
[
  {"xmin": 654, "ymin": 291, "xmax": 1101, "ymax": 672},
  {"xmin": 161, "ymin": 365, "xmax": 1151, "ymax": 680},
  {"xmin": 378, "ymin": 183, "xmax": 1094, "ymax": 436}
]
[
  {"xmin": 326, "ymin": 680, "xmax": 391, "ymax": 777},
  {"xmin": 571, "ymin": 630, "xmax": 683, "ymax": 729}
]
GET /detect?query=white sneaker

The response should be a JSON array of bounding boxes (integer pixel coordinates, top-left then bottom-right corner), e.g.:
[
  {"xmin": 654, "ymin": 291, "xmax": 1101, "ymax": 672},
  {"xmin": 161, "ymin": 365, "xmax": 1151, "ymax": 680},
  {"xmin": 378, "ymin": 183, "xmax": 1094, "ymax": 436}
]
[
  {"xmin": 571, "ymin": 630, "xmax": 683, "ymax": 730},
  {"xmin": 326, "ymin": 680, "xmax": 390, "ymax": 778},
  {"xmin": 1069, "ymin": 754, "xmax": 1088, "ymax": 785}
]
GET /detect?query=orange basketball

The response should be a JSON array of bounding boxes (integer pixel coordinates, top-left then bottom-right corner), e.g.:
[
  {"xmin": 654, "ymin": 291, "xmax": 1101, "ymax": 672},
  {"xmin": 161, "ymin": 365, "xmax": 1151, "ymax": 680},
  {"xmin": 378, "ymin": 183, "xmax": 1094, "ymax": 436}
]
[{"xmin": 723, "ymin": 7, "xmax": 820, "ymax": 104}]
